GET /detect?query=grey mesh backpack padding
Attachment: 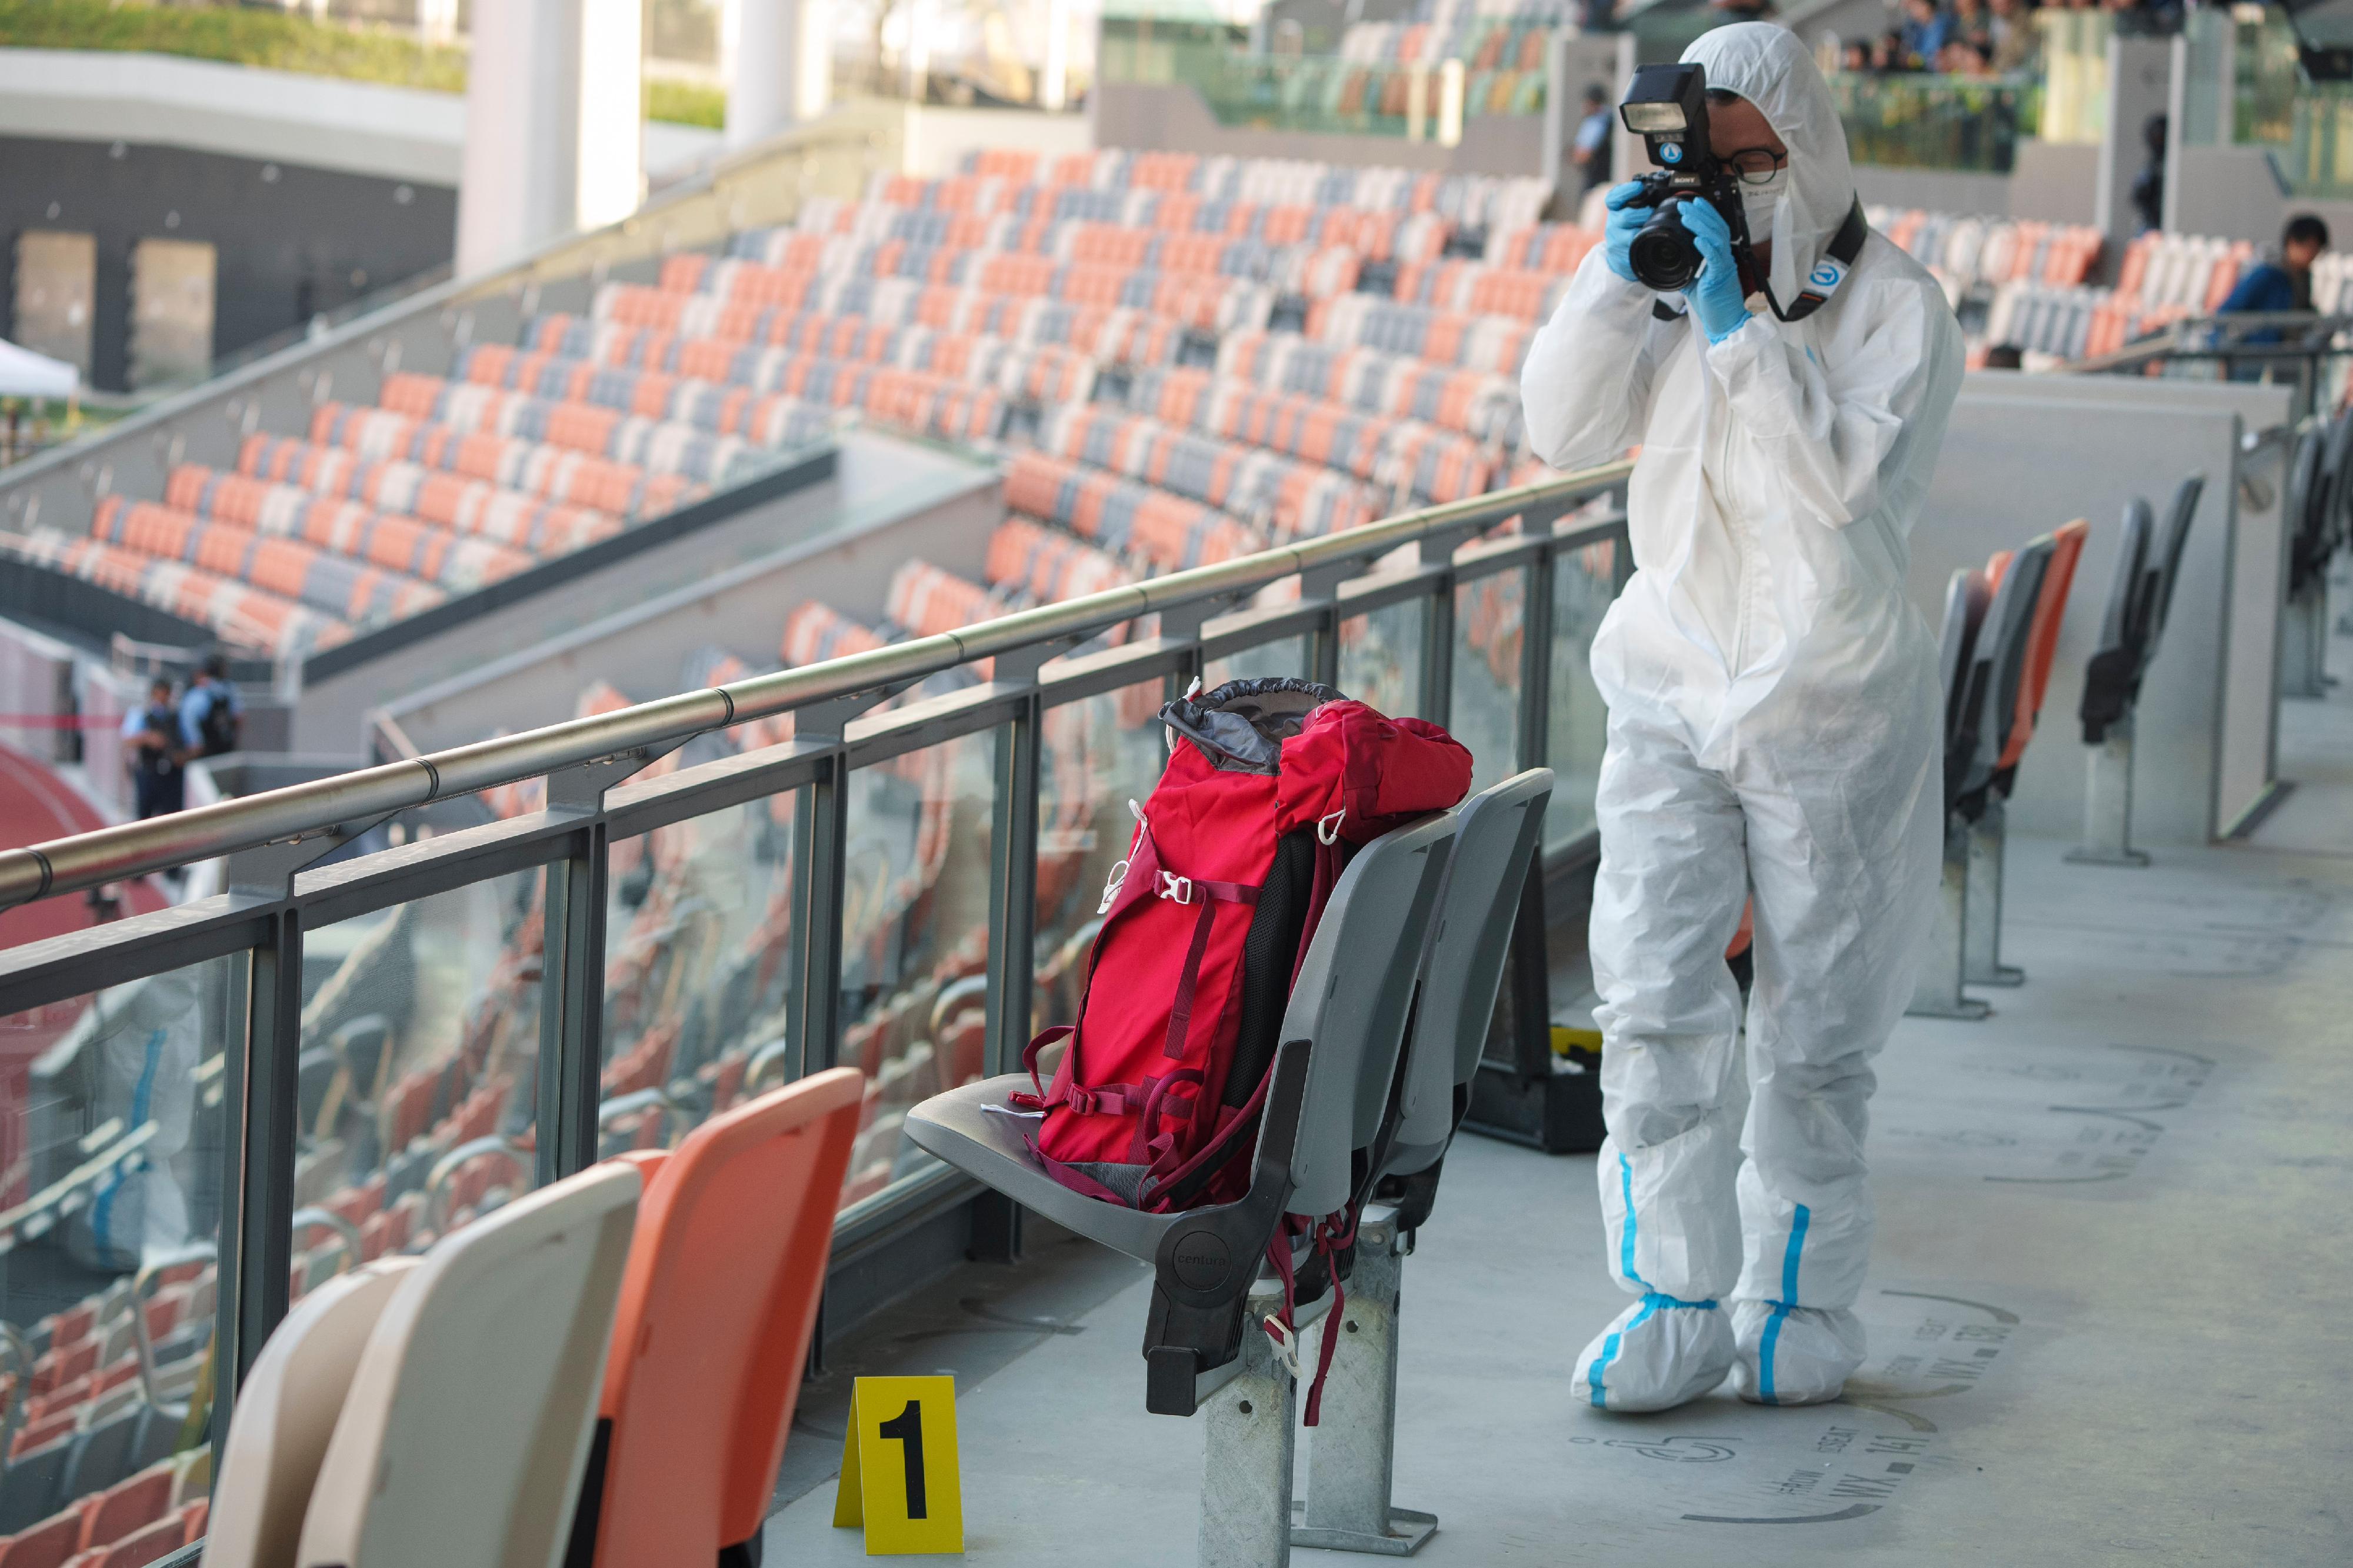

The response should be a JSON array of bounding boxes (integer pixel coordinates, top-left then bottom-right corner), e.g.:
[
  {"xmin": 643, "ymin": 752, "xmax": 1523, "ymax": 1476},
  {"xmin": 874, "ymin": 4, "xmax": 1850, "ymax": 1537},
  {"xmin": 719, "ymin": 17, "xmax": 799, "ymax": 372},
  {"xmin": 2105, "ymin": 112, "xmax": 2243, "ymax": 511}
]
[{"xmin": 1156, "ymin": 676, "xmax": 1345, "ymax": 775}]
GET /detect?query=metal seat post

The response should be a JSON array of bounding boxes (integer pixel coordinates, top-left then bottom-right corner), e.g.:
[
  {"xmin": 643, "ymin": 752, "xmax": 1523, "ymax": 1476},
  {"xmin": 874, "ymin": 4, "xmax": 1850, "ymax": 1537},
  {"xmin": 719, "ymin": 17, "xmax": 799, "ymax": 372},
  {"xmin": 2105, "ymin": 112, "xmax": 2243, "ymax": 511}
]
[
  {"xmin": 1291, "ymin": 1205, "xmax": 1436, "ymax": 1557},
  {"xmin": 1909, "ymin": 818, "xmax": 1989, "ymax": 1020},
  {"xmin": 1963, "ymin": 795, "xmax": 2023, "ymax": 986},
  {"xmin": 2066, "ymin": 715, "xmax": 2148, "ymax": 867}
]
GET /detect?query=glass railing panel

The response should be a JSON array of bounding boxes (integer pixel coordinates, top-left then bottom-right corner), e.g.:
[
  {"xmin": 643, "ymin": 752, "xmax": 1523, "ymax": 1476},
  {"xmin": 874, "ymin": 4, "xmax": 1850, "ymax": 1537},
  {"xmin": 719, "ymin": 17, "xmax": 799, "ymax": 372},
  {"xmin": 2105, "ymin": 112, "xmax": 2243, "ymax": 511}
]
[
  {"xmin": 302, "ymin": 871, "xmax": 546, "ymax": 1269},
  {"xmin": 837, "ymin": 729, "xmax": 999, "ymax": 1210},
  {"xmin": 1339, "ymin": 599, "xmax": 1425, "ymax": 720},
  {"xmin": 603, "ymin": 790, "xmax": 796, "ymax": 1156},
  {"xmin": 0, "ymin": 953, "xmax": 239, "ymax": 1537},
  {"xmin": 1205, "ymin": 638, "xmax": 1308, "ymax": 691},
  {"xmin": 1547, "ymin": 537, "xmax": 1616, "ymax": 852},
  {"xmin": 1830, "ymin": 72, "xmax": 2034, "ymax": 173},
  {"xmin": 1096, "ymin": 19, "xmax": 1542, "ymax": 138},
  {"xmin": 1452, "ymin": 570, "xmax": 1525, "ymax": 795},
  {"xmin": 2039, "ymin": 9, "xmax": 2114, "ymax": 145},
  {"xmin": 1034, "ymin": 682, "xmax": 1169, "ymax": 1039},
  {"xmin": 2234, "ymin": 4, "xmax": 2300, "ymax": 148}
]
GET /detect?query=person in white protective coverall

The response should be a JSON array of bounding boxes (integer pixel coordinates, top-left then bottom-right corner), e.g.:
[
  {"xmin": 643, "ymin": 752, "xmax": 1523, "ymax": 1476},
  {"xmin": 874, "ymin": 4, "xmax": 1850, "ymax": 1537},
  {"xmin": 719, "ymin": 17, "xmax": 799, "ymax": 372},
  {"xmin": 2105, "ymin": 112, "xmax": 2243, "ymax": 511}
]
[{"xmin": 1519, "ymin": 23, "xmax": 1963, "ymax": 1412}]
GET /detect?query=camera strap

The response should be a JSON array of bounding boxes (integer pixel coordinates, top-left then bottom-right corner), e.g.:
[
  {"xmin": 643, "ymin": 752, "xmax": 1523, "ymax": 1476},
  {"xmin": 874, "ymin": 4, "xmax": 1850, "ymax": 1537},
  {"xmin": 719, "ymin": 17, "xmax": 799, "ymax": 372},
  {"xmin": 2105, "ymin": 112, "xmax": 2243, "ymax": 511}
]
[{"xmin": 1762, "ymin": 196, "xmax": 1869, "ymax": 324}]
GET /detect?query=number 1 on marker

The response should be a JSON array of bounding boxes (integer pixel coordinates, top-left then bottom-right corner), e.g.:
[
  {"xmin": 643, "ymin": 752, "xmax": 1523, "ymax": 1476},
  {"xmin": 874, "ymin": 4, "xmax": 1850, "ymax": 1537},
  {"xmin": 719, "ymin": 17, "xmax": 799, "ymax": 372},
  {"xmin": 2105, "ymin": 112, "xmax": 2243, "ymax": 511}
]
[
  {"xmin": 833, "ymin": 1376, "xmax": 963, "ymax": 1554},
  {"xmin": 878, "ymin": 1399, "xmax": 927, "ymax": 1519}
]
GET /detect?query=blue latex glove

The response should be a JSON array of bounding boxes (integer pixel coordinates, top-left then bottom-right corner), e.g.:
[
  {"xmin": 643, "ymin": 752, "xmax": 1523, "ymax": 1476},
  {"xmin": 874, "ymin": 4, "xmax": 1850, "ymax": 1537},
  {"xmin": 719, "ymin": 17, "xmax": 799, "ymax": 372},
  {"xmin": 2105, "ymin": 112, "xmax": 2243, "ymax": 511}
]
[
  {"xmin": 1602, "ymin": 181, "xmax": 1649, "ymax": 284},
  {"xmin": 1674, "ymin": 198, "xmax": 1753, "ymax": 344}
]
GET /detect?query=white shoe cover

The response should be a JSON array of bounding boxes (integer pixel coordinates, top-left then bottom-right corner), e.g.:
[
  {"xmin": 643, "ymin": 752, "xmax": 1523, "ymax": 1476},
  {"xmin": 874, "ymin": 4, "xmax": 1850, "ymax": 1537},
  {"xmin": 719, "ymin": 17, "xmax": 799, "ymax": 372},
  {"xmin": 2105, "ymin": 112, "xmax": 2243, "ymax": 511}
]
[
  {"xmin": 1573, "ymin": 1295, "xmax": 1734, "ymax": 1413},
  {"xmin": 1730, "ymin": 1300, "xmax": 1867, "ymax": 1405}
]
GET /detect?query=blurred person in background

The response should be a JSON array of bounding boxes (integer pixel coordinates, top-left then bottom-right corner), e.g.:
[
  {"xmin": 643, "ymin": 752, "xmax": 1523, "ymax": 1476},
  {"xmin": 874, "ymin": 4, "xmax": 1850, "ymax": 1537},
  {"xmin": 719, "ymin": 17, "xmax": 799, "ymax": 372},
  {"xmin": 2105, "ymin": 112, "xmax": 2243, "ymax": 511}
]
[
  {"xmin": 1901, "ymin": 0, "xmax": 1952, "ymax": 66},
  {"xmin": 1989, "ymin": 0, "xmax": 2041, "ymax": 74},
  {"xmin": 181, "ymin": 652, "xmax": 242, "ymax": 759},
  {"xmin": 2131, "ymin": 114, "xmax": 2167, "ymax": 233},
  {"xmin": 122, "ymin": 678, "xmax": 185, "ymax": 820},
  {"xmin": 1841, "ymin": 38, "xmax": 1871, "ymax": 70},
  {"xmin": 2220, "ymin": 213, "xmax": 2331, "ymax": 315},
  {"xmin": 1937, "ymin": 36, "xmax": 1997, "ymax": 74},
  {"xmin": 1577, "ymin": 82, "xmax": 1617, "ymax": 194},
  {"xmin": 1950, "ymin": 0, "xmax": 1994, "ymax": 56}
]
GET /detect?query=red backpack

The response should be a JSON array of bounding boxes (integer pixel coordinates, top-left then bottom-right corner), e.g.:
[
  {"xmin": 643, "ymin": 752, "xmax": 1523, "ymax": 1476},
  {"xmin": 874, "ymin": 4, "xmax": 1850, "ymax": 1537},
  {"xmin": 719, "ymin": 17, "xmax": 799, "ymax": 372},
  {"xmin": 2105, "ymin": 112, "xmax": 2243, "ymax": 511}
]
[{"xmin": 1014, "ymin": 678, "xmax": 1472, "ymax": 1215}]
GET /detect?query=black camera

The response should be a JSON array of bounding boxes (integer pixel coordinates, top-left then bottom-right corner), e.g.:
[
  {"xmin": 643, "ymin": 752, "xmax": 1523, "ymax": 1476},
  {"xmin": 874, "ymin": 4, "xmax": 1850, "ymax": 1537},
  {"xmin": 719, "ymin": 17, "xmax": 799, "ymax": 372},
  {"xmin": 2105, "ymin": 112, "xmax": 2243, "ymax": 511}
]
[{"xmin": 1617, "ymin": 62, "xmax": 1752, "ymax": 294}]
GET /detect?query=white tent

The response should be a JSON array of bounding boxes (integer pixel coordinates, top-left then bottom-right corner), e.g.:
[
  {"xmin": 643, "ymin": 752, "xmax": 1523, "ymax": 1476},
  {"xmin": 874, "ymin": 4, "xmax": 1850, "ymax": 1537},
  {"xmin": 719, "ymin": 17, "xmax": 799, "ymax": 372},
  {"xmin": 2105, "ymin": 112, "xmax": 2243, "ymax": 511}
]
[{"xmin": 0, "ymin": 338, "xmax": 77, "ymax": 400}]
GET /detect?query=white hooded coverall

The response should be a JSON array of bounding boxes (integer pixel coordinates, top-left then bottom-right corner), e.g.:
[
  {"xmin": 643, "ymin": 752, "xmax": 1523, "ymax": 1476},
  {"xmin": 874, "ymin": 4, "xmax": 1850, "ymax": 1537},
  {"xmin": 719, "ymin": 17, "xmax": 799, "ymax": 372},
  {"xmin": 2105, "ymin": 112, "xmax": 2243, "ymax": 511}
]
[{"xmin": 1519, "ymin": 24, "xmax": 1964, "ymax": 1410}]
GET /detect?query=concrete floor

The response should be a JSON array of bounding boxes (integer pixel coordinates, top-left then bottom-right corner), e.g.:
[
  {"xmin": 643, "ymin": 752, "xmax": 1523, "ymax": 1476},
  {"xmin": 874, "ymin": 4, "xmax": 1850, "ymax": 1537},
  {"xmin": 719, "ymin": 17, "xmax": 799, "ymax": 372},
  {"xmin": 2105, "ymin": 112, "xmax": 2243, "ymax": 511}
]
[{"xmin": 764, "ymin": 606, "xmax": 2353, "ymax": 1567}]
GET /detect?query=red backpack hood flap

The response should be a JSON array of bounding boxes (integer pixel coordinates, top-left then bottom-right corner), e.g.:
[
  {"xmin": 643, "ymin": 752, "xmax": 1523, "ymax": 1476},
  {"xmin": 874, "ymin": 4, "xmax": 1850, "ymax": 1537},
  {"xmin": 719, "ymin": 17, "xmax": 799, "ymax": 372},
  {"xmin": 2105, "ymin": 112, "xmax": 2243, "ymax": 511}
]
[{"xmin": 1275, "ymin": 701, "xmax": 1472, "ymax": 842}]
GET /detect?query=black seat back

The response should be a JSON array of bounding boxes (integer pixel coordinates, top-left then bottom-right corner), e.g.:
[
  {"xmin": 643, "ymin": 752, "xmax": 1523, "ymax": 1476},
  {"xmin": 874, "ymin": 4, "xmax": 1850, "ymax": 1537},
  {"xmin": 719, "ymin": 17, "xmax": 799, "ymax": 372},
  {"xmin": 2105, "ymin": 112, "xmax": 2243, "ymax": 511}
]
[
  {"xmin": 1939, "ymin": 566, "xmax": 1992, "ymax": 752},
  {"xmin": 1980, "ymin": 538, "xmax": 2054, "ymax": 787},
  {"xmin": 1953, "ymin": 546, "xmax": 2045, "ymax": 819},
  {"xmin": 2080, "ymin": 498, "xmax": 2153, "ymax": 745},
  {"xmin": 1940, "ymin": 568, "xmax": 1992, "ymax": 812},
  {"xmin": 2137, "ymin": 472, "xmax": 2203, "ymax": 680},
  {"xmin": 2286, "ymin": 425, "xmax": 2328, "ymax": 596}
]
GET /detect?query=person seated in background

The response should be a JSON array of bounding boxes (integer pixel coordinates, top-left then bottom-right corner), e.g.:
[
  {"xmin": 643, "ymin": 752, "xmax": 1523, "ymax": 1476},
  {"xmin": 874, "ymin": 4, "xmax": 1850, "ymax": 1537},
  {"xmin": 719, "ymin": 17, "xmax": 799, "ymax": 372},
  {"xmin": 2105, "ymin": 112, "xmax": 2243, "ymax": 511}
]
[
  {"xmin": 1901, "ymin": 0, "xmax": 1953, "ymax": 67},
  {"xmin": 1841, "ymin": 38, "xmax": 1871, "ymax": 71},
  {"xmin": 122, "ymin": 678, "xmax": 185, "ymax": 820},
  {"xmin": 2217, "ymin": 214, "xmax": 2328, "ymax": 375},
  {"xmin": 1937, "ymin": 37, "xmax": 1997, "ymax": 75},
  {"xmin": 2219, "ymin": 213, "xmax": 2329, "ymax": 315},
  {"xmin": 1870, "ymin": 29, "xmax": 1905, "ymax": 69},
  {"xmin": 1949, "ymin": 0, "xmax": 1994, "ymax": 58},
  {"xmin": 1989, "ymin": 0, "xmax": 2041, "ymax": 74}
]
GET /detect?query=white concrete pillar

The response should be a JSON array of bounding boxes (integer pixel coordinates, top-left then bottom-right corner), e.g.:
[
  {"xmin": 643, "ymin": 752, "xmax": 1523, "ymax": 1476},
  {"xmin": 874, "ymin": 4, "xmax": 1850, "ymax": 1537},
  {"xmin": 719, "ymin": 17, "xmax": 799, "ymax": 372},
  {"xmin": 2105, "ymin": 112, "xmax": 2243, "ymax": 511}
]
[
  {"xmin": 456, "ymin": 0, "xmax": 645, "ymax": 276},
  {"xmin": 905, "ymin": 0, "xmax": 931, "ymax": 100},
  {"xmin": 725, "ymin": 0, "xmax": 832, "ymax": 150},
  {"xmin": 1042, "ymin": 0, "xmax": 1070, "ymax": 112},
  {"xmin": 417, "ymin": 0, "xmax": 459, "ymax": 48}
]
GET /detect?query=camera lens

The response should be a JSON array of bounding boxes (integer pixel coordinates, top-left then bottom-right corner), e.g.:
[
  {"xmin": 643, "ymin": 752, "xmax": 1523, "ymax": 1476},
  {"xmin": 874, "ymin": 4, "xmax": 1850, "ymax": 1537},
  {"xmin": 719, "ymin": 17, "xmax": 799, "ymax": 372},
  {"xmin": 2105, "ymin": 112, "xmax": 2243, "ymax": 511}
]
[{"xmin": 1629, "ymin": 203, "xmax": 1702, "ymax": 292}]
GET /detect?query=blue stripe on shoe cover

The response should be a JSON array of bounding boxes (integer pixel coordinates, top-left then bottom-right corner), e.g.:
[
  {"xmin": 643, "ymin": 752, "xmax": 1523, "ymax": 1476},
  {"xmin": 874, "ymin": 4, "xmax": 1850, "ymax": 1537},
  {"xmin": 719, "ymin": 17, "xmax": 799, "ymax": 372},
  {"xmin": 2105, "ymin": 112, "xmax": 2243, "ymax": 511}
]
[
  {"xmin": 1587, "ymin": 1292, "xmax": 1718, "ymax": 1409},
  {"xmin": 1757, "ymin": 1203, "xmax": 1812, "ymax": 1404}
]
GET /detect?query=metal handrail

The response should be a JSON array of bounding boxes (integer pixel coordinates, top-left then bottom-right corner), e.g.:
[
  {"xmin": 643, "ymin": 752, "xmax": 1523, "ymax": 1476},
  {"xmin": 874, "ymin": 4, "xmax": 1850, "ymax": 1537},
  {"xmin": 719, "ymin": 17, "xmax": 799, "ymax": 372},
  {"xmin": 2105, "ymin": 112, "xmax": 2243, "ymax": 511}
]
[
  {"xmin": 0, "ymin": 460, "xmax": 1632, "ymax": 910},
  {"xmin": 2058, "ymin": 311, "xmax": 2353, "ymax": 376}
]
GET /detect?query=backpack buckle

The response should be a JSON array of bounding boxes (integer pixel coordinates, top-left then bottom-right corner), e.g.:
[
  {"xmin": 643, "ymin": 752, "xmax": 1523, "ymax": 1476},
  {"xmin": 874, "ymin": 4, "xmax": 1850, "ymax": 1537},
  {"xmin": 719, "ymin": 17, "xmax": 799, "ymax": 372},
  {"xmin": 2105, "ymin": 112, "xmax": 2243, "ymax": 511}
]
[
  {"xmin": 1260, "ymin": 1313, "xmax": 1301, "ymax": 1379},
  {"xmin": 1157, "ymin": 872, "xmax": 1194, "ymax": 905}
]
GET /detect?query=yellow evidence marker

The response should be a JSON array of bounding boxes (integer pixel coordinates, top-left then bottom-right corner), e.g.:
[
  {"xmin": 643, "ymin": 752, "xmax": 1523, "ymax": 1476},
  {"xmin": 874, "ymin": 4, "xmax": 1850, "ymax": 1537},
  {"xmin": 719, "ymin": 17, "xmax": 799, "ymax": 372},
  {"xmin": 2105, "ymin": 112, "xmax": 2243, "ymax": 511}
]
[{"xmin": 832, "ymin": 1375, "xmax": 965, "ymax": 1555}]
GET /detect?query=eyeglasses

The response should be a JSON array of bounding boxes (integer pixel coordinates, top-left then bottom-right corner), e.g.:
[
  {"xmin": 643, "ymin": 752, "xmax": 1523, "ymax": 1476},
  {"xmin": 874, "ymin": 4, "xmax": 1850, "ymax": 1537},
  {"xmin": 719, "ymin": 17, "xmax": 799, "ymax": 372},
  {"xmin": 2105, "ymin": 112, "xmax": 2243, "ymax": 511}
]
[{"xmin": 1723, "ymin": 146, "xmax": 1789, "ymax": 184}]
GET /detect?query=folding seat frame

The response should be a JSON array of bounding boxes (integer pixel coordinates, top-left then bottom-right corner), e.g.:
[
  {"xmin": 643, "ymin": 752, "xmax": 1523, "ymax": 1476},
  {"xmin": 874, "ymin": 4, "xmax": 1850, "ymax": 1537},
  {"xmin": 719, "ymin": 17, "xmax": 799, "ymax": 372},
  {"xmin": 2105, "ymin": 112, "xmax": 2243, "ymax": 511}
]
[
  {"xmin": 2279, "ymin": 410, "xmax": 2352, "ymax": 700},
  {"xmin": 1287, "ymin": 772, "xmax": 1550, "ymax": 1558},
  {"xmin": 1954, "ymin": 521, "xmax": 2087, "ymax": 993},
  {"xmin": 2068, "ymin": 476, "xmax": 2203, "ymax": 868},
  {"xmin": 908, "ymin": 812, "xmax": 1457, "ymax": 1568},
  {"xmin": 1913, "ymin": 545, "xmax": 2049, "ymax": 1021}
]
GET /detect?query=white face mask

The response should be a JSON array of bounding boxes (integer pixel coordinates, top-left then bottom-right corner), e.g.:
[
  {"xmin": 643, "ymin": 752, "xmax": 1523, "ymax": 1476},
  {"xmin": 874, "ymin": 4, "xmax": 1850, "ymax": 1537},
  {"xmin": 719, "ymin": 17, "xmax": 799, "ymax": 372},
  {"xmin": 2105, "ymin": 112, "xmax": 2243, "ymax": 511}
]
[{"xmin": 1741, "ymin": 166, "xmax": 1788, "ymax": 236}]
